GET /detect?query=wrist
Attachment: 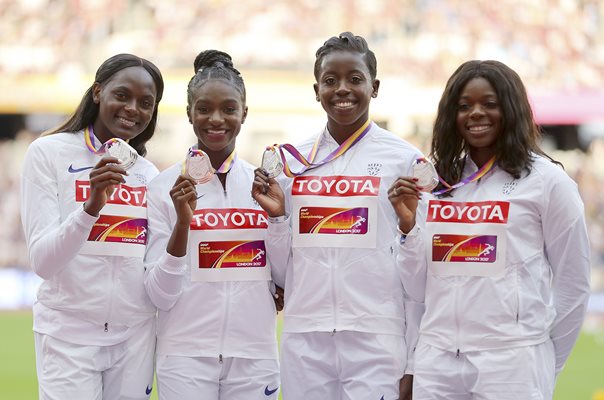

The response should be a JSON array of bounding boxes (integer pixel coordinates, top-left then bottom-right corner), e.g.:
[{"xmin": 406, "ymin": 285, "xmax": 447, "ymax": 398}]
[
  {"xmin": 83, "ymin": 202, "xmax": 101, "ymax": 217},
  {"xmin": 268, "ymin": 214, "xmax": 287, "ymax": 223},
  {"xmin": 398, "ymin": 220, "xmax": 415, "ymax": 234}
]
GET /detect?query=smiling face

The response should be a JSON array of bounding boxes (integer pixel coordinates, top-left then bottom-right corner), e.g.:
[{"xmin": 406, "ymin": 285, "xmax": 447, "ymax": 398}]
[
  {"xmin": 92, "ymin": 66, "xmax": 158, "ymax": 143},
  {"xmin": 456, "ymin": 77, "xmax": 503, "ymax": 166},
  {"xmin": 187, "ymin": 79, "xmax": 247, "ymax": 158},
  {"xmin": 313, "ymin": 50, "xmax": 379, "ymax": 141}
]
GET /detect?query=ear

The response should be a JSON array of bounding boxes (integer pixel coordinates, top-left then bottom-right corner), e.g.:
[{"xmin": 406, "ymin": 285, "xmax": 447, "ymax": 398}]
[
  {"xmin": 92, "ymin": 82, "xmax": 101, "ymax": 104},
  {"xmin": 241, "ymin": 106, "xmax": 248, "ymax": 125},
  {"xmin": 371, "ymin": 79, "xmax": 380, "ymax": 98},
  {"xmin": 186, "ymin": 105, "xmax": 193, "ymax": 124},
  {"xmin": 313, "ymin": 83, "xmax": 320, "ymax": 102}
]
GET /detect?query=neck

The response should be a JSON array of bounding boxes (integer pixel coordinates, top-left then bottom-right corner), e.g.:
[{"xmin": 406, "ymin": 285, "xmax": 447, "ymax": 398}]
[
  {"xmin": 469, "ymin": 148, "xmax": 495, "ymax": 168},
  {"xmin": 199, "ymin": 143, "xmax": 234, "ymax": 170},
  {"xmin": 92, "ymin": 120, "xmax": 112, "ymax": 144},
  {"xmin": 326, "ymin": 117, "xmax": 368, "ymax": 145}
]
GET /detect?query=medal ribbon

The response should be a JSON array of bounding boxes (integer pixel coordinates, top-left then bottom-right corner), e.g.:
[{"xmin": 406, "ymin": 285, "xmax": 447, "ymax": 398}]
[
  {"xmin": 84, "ymin": 125, "xmax": 119, "ymax": 154},
  {"xmin": 268, "ymin": 120, "xmax": 372, "ymax": 177},
  {"xmin": 432, "ymin": 156, "xmax": 496, "ymax": 195},
  {"xmin": 183, "ymin": 147, "xmax": 238, "ymax": 175}
]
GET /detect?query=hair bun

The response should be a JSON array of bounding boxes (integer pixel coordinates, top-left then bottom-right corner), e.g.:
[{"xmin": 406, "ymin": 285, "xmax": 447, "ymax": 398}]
[{"xmin": 193, "ymin": 50, "xmax": 234, "ymax": 73}]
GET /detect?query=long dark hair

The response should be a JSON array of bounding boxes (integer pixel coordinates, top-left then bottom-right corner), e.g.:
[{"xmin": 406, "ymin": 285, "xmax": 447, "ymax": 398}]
[
  {"xmin": 431, "ymin": 60, "xmax": 558, "ymax": 193},
  {"xmin": 44, "ymin": 54, "xmax": 164, "ymax": 156}
]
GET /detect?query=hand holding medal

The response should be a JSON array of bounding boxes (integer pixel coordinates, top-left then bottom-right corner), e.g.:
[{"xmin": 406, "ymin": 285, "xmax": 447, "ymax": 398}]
[{"xmin": 83, "ymin": 125, "xmax": 136, "ymax": 216}]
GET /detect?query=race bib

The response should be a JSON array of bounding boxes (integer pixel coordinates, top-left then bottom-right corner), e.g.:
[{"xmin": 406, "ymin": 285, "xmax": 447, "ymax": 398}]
[
  {"xmin": 292, "ymin": 175, "xmax": 379, "ymax": 248},
  {"xmin": 426, "ymin": 200, "xmax": 509, "ymax": 276}
]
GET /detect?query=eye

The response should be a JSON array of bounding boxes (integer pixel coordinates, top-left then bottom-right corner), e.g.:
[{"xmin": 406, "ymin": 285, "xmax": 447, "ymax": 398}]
[
  {"xmin": 197, "ymin": 107, "xmax": 208, "ymax": 113},
  {"xmin": 324, "ymin": 77, "xmax": 336, "ymax": 86},
  {"xmin": 485, "ymin": 101, "xmax": 499, "ymax": 109},
  {"xmin": 458, "ymin": 103, "xmax": 470, "ymax": 111},
  {"xmin": 224, "ymin": 107, "xmax": 237, "ymax": 114},
  {"xmin": 141, "ymin": 99, "xmax": 154, "ymax": 109},
  {"xmin": 351, "ymin": 76, "xmax": 362, "ymax": 84},
  {"xmin": 115, "ymin": 92, "xmax": 127, "ymax": 100}
]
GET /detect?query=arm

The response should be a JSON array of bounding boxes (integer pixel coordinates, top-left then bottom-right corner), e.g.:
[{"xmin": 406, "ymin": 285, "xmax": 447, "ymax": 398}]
[
  {"xmin": 542, "ymin": 173, "xmax": 591, "ymax": 375},
  {"xmin": 389, "ymin": 176, "xmax": 428, "ymax": 377},
  {"xmin": 252, "ymin": 168, "xmax": 291, "ymax": 288},
  {"xmin": 144, "ymin": 174, "xmax": 197, "ymax": 311},
  {"xmin": 20, "ymin": 142, "xmax": 126, "ymax": 280}
]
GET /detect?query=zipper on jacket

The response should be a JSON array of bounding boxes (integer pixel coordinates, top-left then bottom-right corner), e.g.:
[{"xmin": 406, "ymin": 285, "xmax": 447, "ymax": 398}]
[
  {"xmin": 104, "ymin": 259, "xmax": 118, "ymax": 333},
  {"xmin": 217, "ymin": 281, "xmax": 231, "ymax": 364},
  {"xmin": 456, "ymin": 349, "xmax": 460, "ymax": 359},
  {"xmin": 454, "ymin": 279, "xmax": 461, "ymax": 355},
  {"xmin": 330, "ymin": 248, "xmax": 337, "ymax": 333}
]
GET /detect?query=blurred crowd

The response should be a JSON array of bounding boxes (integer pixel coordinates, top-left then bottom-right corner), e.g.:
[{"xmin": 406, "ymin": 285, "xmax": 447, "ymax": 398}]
[{"xmin": 0, "ymin": 0, "xmax": 603, "ymax": 87}]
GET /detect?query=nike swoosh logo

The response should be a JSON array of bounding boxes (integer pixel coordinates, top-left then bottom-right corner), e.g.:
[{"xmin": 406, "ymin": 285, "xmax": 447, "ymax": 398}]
[
  {"xmin": 264, "ymin": 385, "xmax": 278, "ymax": 396},
  {"xmin": 68, "ymin": 164, "xmax": 94, "ymax": 173},
  {"xmin": 196, "ymin": 193, "xmax": 205, "ymax": 200},
  {"xmin": 145, "ymin": 385, "xmax": 152, "ymax": 395}
]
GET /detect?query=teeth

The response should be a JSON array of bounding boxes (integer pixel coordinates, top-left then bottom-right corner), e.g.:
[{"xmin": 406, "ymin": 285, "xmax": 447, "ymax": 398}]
[
  {"xmin": 208, "ymin": 129, "xmax": 226, "ymax": 134},
  {"xmin": 335, "ymin": 102, "xmax": 354, "ymax": 107},
  {"xmin": 468, "ymin": 125, "xmax": 490, "ymax": 132},
  {"xmin": 118, "ymin": 117, "xmax": 136, "ymax": 127}
]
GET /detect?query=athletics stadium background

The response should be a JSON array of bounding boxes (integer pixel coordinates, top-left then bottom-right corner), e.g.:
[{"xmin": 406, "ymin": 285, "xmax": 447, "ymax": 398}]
[{"xmin": 0, "ymin": 1, "xmax": 603, "ymax": 399}]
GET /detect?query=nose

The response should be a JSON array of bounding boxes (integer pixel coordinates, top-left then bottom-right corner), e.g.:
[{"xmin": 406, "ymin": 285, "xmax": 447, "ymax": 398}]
[
  {"xmin": 209, "ymin": 109, "xmax": 224, "ymax": 124},
  {"xmin": 469, "ymin": 104, "xmax": 485, "ymax": 118},
  {"xmin": 124, "ymin": 99, "xmax": 137, "ymax": 114},
  {"xmin": 335, "ymin": 80, "xmax": 350, "ymax": 95}
]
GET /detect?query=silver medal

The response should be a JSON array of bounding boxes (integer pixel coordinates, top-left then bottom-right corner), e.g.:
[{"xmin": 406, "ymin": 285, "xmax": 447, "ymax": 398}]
[
  {"xmin": 185, "ymin": 151, "xmax": 214, "ymax": 184},
  {"xmin": 105, "ymin": 138, "xmax": 138, "ymax": 170},
  {"xmin": 261, "ymin": 148, "xmax": 283, "ymax": 178},
  {"xmin": 412, "ymin": 158, "xmax": 439, "ymax": 192}
]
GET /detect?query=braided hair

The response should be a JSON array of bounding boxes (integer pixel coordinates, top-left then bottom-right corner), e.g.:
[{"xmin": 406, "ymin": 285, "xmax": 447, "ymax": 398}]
[
  {"xmin": 314, "ymin": 32, "xmax": 377, "ymax": 81},
  {"xmin": 187, "ymin": 50, "xmax": 246, "ymax": 106}
]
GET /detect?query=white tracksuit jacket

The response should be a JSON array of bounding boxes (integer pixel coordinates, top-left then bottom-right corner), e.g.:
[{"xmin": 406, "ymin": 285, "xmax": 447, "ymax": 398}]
[
  {"xmin": 21, "ymin": 131, "xmax": 158, "ymax": 345},
  {"xmin": 397, "ymin": 155, "xmax": 590, "ymax": 375},
  {"xmin": 267, "ymin": 123, "xmax": 424, "ymax": 359},
  {"xmin": 144, "ymin": 158, "xmax": 279, "ymax": 360}
]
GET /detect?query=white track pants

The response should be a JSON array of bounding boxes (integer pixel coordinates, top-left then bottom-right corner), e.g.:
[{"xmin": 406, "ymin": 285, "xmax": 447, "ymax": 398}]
[
  {"xmin": 34, "ymin": 318, "xmax": 155, "ymax": 400},
  {"xmin": 156, "ymin": 355, "xmax": 280, "ymax": 400},
  {"xmin": 413, "ymin": 340, "xmax": 556, "ymax": 400},
  {"xmin": 280, "ymin": 331, "xmax": 406, "ymax": 400}
]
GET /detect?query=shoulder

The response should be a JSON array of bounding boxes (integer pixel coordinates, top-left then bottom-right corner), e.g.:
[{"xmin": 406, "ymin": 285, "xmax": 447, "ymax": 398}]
[
  {"xmin": 26, "ymin": 132, "xmax": 79, "ymax": 153},
  {"xmin": 294, "ymin": 131, "xmax": 322, "ymax": 152},
  {"xmin": 148, "ymin": 162, "xmax": 181, "ymax": 192},
  {"xmin": 529, "ymin": 155, "xmax": 574, "ymax": 184},
  {"xmin": 367, "ymin": 124, "xmax": 423, "ymax": 155}
]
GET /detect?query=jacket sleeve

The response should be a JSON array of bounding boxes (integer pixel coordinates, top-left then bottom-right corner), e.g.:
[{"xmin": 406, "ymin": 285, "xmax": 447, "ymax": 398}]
[
  {"xmin": 266, "ymin": 216, "xmax": 292, "ymax": 289},
  {"xmin": 20, "ymin": 140, "xmax": 98, "ymax": 280},
  {"xmin": 542, "ymin": 171, "xmax": 591, "ymax": 375},
  {"xmin": 396, "ymin": 199, "xmax": 428, "ymax": 375},
  {"xmin": 143, "ymin": 177, "xmax": 187, "ymax": 311}
]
